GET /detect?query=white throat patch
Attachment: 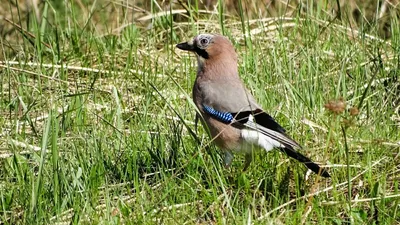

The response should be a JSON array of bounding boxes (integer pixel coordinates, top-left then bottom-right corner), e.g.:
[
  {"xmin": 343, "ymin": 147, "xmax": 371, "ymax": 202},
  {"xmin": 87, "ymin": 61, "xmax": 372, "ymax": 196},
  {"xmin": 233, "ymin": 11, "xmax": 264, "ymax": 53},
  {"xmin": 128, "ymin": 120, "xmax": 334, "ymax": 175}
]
[{"xmin": 196, "ymin": 55, "xmax": 206, "ymax": 69}]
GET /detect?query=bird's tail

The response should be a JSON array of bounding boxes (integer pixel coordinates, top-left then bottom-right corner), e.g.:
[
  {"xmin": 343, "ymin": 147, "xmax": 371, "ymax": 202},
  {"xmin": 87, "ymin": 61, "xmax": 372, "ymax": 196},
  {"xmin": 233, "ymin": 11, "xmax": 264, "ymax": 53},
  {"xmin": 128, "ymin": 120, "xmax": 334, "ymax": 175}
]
[{"xmin": 280, "ymin": 147, "xmax": 330, "ymax": 178}]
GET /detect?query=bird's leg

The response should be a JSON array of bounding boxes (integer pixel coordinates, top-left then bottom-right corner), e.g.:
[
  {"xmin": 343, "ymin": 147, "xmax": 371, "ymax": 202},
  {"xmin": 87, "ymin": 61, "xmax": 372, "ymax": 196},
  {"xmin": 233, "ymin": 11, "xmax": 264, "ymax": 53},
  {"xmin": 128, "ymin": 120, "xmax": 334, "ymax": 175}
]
[
  {"xmin": 223, "ymin": 151, "xmax": 234, "ymax": 168},
  {"xmin": 194, "ymin": 114, "xmax": 200, "ymax": 133},
  {"xmin": 243, "ymin": 153, "xmax": 253, "ymax": 171}
]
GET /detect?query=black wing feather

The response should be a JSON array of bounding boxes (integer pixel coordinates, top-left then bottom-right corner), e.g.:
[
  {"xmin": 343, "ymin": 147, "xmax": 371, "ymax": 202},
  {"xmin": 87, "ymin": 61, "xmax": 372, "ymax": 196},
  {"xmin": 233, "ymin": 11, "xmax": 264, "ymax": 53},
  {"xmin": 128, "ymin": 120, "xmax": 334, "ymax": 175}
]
[
  {"xmin": 203, "ymin": 105, "xmax": 330, "ymax": 178},
  {"xmin": 233, "ymin": 109, "xmax": 286, "ymax": 133}
]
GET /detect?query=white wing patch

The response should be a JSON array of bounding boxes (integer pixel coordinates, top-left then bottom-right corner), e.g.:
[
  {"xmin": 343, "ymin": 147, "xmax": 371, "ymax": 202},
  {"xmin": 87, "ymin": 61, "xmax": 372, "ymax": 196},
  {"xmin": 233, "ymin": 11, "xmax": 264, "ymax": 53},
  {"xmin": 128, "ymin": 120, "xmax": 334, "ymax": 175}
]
[
  {"xmin": 240, "ymin": 129, "xmax": 284, "ymax": 152},
  {"xmin": 242, "ymin": 114, "xmax": 301, "ymax": 149},
  {"xmin": 238, "ymin": 114, "xmax": 286, "ymax": 153}
]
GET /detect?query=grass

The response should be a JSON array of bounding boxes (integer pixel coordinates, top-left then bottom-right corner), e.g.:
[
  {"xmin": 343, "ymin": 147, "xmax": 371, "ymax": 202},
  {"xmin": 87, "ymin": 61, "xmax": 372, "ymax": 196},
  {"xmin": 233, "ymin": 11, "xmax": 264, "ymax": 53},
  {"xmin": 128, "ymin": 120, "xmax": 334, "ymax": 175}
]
[{"xmin": 0, "ymin": 0, "xmax": 399, "ymax": 224}]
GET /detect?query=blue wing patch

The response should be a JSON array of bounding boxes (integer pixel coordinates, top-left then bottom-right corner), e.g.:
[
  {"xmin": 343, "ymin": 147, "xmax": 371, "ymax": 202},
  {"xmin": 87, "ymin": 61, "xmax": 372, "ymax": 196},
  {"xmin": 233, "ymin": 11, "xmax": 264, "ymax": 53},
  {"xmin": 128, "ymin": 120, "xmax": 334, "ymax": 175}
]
[{"xmin": 202, "ymin": 104, "xmax": 234, "ymax": 123}]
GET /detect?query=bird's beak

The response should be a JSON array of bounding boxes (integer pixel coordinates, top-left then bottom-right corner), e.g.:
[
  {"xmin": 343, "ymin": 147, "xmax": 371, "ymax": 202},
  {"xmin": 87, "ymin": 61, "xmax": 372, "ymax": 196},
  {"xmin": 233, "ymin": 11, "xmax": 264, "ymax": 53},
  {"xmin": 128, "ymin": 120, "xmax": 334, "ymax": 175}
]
[{"xmin": 176, "ymin": 40, "xmax": 195, "ymax": 51}]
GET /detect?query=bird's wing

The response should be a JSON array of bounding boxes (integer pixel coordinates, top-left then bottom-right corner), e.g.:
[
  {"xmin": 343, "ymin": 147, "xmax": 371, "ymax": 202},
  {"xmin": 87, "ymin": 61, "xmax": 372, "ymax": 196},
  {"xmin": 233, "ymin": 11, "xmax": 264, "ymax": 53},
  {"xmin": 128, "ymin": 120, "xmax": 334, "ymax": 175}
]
[
  {"xmin": 202, "ymin": 104, "xmax": 301, "ymax": 149},
  {"xmin": 199, "ymin": 78, "xmax": 306, "ymax": 146},
  {"xmin": 202, "ymin": 104, "xmax": 330, "ymax": 177},
  {"xmin": 198, "ymin": 80, "xmax": 297, "ymax": 142}
]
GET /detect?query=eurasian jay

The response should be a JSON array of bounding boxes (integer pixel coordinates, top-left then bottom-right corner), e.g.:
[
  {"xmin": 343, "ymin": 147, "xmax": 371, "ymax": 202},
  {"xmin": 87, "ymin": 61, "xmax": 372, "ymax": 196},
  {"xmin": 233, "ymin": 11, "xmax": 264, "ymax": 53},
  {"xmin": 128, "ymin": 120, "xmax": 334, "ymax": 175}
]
[{"xmin": 176, "ymin": 34, "xmax": 330, "ymax": 178}]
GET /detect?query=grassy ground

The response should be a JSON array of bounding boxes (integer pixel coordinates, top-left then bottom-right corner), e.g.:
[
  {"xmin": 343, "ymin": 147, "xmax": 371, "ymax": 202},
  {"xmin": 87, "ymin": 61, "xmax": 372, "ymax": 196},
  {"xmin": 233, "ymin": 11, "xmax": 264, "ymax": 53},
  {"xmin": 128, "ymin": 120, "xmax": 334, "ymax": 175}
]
[{"xmin": 1, "ymin": 1, "xmax": 399, "ymax": 224}]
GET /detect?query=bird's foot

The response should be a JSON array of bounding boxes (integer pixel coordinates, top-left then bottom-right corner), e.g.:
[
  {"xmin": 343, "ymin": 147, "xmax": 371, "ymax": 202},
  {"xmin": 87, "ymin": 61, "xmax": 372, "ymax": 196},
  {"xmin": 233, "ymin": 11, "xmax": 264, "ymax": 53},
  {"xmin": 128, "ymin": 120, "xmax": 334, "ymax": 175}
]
[
  {"xmin": 223, "ymin": 151, "xmax": 234, "ymax": 168},
  {"xmin": 242, "ymin": 153, "xmax": 253, "ymax": 172}
]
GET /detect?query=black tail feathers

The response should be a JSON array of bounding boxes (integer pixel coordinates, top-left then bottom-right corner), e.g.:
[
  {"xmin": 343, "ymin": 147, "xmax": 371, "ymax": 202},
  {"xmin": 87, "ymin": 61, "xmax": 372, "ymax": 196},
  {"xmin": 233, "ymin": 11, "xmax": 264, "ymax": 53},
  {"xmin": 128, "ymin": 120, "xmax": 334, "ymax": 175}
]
[{"xmin": 280, "ymin": 147, "xmax": 330, "ymax": 178}]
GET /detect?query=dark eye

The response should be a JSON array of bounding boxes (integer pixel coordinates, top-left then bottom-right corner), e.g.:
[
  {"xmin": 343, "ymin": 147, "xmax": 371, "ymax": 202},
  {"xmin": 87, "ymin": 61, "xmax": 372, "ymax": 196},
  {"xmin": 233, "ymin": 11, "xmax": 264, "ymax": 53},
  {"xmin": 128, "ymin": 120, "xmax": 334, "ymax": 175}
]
[{"xmin": 200, "ymin": 38, "xmax": 209, "ymax": 45}]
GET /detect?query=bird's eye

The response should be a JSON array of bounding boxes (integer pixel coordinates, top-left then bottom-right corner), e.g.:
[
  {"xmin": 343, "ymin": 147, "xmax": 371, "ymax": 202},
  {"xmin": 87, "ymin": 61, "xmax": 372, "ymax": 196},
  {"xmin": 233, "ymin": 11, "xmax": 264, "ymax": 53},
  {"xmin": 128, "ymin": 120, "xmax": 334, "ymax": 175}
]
[{"xmin": 200, "ymin": 38, "xmax": 209, "ymax": 46}]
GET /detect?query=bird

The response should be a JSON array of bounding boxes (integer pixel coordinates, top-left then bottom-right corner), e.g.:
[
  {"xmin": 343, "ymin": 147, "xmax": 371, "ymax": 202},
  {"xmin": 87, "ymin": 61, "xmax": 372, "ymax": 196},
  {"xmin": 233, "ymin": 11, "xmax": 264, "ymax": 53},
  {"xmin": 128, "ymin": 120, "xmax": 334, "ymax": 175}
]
[{"xmin": 176, "ymin": 34, "xmax": 330, "ymax": 178}]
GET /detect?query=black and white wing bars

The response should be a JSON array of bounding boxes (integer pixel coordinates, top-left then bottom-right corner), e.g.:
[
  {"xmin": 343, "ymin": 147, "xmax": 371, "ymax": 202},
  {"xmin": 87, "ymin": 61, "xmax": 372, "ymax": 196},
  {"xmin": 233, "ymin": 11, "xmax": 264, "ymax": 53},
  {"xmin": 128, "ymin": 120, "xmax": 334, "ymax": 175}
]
[{"xmin": 202, "ymin": 104, "xmax": 330, "ymax": 177}]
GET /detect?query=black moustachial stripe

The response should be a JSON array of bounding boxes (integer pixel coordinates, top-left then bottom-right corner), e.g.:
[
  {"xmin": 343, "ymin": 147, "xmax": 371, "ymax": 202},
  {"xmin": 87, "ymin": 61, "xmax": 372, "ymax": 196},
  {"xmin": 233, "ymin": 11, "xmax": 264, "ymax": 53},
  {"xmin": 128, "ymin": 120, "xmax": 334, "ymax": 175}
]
[{"xmin": 194, "ymin": 47, "xmax": 209, "ymax": 59}]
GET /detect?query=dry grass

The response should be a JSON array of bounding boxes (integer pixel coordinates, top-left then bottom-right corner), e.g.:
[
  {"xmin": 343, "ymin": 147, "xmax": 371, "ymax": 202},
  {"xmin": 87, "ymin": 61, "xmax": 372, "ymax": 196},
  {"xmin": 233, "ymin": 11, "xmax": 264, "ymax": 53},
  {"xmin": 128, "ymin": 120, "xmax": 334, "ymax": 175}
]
[{"xmin": 0, "ymin": 0, "xmax": 399, "ymax": 224}]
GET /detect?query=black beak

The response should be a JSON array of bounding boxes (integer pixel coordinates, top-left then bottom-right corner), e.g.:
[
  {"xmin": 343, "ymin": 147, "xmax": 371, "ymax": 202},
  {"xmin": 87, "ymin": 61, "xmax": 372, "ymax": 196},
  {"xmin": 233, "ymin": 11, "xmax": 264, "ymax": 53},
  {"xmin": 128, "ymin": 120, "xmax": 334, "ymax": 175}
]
[{"xmin": 176, "ymin": 42, "xmax": 195, "ymax": 51}]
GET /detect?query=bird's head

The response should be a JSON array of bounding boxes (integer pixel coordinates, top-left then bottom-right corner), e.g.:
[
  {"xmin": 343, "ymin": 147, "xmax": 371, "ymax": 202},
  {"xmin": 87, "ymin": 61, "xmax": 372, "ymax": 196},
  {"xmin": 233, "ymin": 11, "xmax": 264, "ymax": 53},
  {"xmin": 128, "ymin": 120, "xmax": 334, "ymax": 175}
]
[{"xmin": 176, "ymin": 34, "xmax": 237, "ymax": 63}]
